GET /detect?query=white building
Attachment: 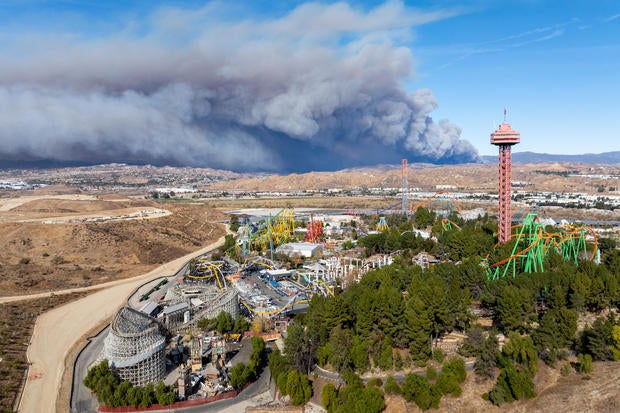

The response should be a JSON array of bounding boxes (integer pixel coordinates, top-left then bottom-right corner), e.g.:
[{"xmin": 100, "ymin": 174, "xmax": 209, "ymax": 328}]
[{"xmin": 275, "ymin": 242, "xmax": 322, "ymax": 258}]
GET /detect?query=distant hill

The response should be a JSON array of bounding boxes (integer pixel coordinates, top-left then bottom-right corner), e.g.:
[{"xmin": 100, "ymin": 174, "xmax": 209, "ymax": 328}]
[
  {"xmin": 482, "ymin": 151, "xmax": 620, "ymax": 164},
  {"xmin": 0, "ymin": 159, "xmax": 97, "ymax": 169}
]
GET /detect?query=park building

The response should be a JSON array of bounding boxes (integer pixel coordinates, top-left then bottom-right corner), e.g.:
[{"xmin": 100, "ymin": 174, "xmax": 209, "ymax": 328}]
[
  {"xmin": 275, "ymin": 242, "xmax": 322, "ymax": 258},
  {"xmin": 102, "ymin": 306, "xmax": 167, "ymax": 387}
]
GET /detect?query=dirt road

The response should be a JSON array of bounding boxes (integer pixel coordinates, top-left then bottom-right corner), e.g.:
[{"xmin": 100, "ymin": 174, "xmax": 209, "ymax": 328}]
[{"xmin": 16, "ymin": 231, "xmax": 228, "ymax": 413}]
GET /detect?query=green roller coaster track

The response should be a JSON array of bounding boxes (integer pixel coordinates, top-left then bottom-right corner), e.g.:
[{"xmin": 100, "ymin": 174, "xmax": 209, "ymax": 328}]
[{"xmin": 483, "ymin": 213, "xmax": 598, "ymax": 281}]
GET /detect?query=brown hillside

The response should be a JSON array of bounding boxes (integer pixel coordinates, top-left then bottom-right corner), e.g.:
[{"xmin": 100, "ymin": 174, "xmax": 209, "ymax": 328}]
[
  {"xmin": 0, "ymin": 200, "xmax": 226, "ymax": 296},
  {"xmin": 206, "ymin": 162, "xmax": 619, "ymax": 194}
]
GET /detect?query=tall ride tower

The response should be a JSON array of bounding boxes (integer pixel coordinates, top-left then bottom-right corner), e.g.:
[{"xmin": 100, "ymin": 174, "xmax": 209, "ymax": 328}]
[
  {"xmin": 491, "ymin": 110, "xmax": 520, "ymax": 244},
  {"xmin": 401, "ymin": 159, "xmax": 408, "ymax": 217}
]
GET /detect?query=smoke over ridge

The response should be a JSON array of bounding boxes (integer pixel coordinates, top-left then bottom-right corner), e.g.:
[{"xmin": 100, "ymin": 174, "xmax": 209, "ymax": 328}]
[{"xmin": 0, "ymin": 1, "xmax": 479, "ymax": 172}]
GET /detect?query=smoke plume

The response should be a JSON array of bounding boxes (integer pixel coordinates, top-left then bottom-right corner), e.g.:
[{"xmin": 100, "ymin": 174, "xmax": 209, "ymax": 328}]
[{"xmin": 0, "ymin": 1, "xmax": 479, "ymax": 172}]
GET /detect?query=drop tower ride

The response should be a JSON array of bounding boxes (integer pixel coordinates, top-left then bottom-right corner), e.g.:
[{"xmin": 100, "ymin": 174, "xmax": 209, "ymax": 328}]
[{"xmin": 491, "ymin": 110, "xmax": 520, "ymax": 244}]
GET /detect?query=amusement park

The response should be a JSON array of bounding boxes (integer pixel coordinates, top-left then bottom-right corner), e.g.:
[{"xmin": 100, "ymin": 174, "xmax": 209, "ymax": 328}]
[{"xmin": 77, "ymin": 117, "xmax": 619, "ymax": 412}]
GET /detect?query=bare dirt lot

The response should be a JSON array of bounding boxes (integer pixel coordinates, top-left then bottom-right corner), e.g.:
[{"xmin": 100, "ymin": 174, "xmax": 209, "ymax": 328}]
[{"xmin": 0, "ymin": 195, "xmax": 226, "ymax": 296}]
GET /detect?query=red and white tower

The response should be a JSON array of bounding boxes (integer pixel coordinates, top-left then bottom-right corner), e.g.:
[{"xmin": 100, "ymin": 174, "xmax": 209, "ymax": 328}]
[
  {"xmin": 491, "ymin": 110, "xmax": 520, "ymax": 244},
  {"xmin": 401, "ymin": 159, "xmax": 408, "ymax": 217}
]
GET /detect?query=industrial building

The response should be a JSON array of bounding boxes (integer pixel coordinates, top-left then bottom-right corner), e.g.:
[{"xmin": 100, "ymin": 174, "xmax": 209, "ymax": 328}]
[{"xmin": 102, "ymin": 306, "xmax": 167, "ymax": 387}]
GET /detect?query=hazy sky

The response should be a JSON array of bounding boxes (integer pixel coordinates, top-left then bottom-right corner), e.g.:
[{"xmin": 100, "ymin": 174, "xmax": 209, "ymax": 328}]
[{"xmin": 0, "ymin": 1, "xmax": 617, "ymax": 171}]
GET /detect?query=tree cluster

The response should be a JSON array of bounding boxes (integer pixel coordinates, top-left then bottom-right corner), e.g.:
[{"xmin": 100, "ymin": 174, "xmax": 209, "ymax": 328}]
[
  {"xmin": 485, "ymin": 333, "xmax": 538, "ymax": 406},
  {"xmin": 322, "ymin": 372, "xmax": 385, "ymax": 413},
  {"xmin": 83, "ymin": 360, "xmax": 175, "ymax": 408},
  {"xmin": 285, "ymin": 261, "xmax": 477, "ymax": 376},
  {"xmin": 197, "ymin": 310, "xmax": 250, "ymax": 335},
  {"xmin": 268, "ymin": 349, "xmax": 312, "ymax": 405},
  {"xmin": 230, "ymin": 337, "xmax": 266, "ymax": 389},
  {"xmin": 380, "ymin": 357, "xmax": 466, "ymax": 411}
]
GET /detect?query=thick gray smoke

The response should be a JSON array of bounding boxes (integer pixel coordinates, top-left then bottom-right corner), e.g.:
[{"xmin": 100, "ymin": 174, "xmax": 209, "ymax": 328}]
[{"xmin": 0, "ymin": 1, "xmax": 479, "ymax": 172}]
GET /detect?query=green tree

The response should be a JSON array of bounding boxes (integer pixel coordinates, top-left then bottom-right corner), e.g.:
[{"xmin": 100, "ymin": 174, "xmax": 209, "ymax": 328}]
[
  {"xmin": 215, "ymin": 311, "xmax": 234, "ymax": 334},
  {"xmin": 402, "ymin": 373, "xmax": 439, "ymax": 410},
  {"xmin": 322, "ymin": 383, "xmax": 339, "ymax": 412},
  {"xmin": 229, "ymin": 214, "xmax": 240, "ymax": 232},
  {"xmin": 442, "ymin": 357, "xmax": 467, "ymax": 383},
  {"xmin": 502, "ymin": 332, "xmax": 538, "ymax": 376},
  {"xmin": 114, "ymin": 381, "xmax": 133, "ymax": 406},
  {"xmin": 350, "ymin": 335, "xmax": 370, "ymax": 372},
  {"xmin": 533, "ymin": 308, "xmax": 578, "ymax": 357},
  {"xmin": 612, "ymin": 325, "xmax": 620, "ymax": 360},
  {"xmin": 268, "ymin": 349, "xmax": 289, "ymax": 382},
  {"xmin": 436, "ymin": 372, "xmax": 462, "ymax": 397},
  {"xmin": 406, "ymin": 296, "xmax": 432, "ymax": 361},
  {"xmin": 487, "ymin": 363, "xmax": 535, "ymax": 406},
  {"xmin": 579, "ymin": 317, "xmax": 614, "ymax": 360},
  {"xmin": 474, "ymin": 330, "xmax": 499, "ymax": 379},
  {"xmin": 140, "ymin": 382, "xmax": 155, "ymax": 408},
  {"xmin": 233, "ymin": 316, "xmax": 251, "ymax": 333},
  {"xmin": 394, "ymin": 351, "xmax": 404, "ymax": 370},
  {"xmin": 154, "ymin": 381, "xmax": 167, "ymax": 405},
  {"xmin": 377, "ymin": 338, "xmax": 394, "ymax": 370},
  {"xmin": 577, "ymin": 353, "xmax": 593, "ymax": 375},
  {"xmin": 334, "ymin": 375, "xmax": 385, "ymax": 413},
  {"xmin": 384, "ymin": 375, "xmax": 402, "ymax": 395},
  {"xmin": 126, "ymin": 387, "xmax": 141, "ymax": 406},
  {"xmin": 284, "ymin": 321, "xmax": 316, "ymax": 374},
  {"xmin": 569, "ymin": 271, "xmax": 591, "ymax": 312},
  {"xmin": 249, "ymin": 337, "xmax": 266, "ymax": 374},
  {"xmin": 285, "ymin": 370, "xmax": 312, "ymax": 406},
  {"xmin": 495, "ymin": 285, "xmax": 536, "ymax": 334},
  {"xmin": 196, "ymin": 317, "xmax": 212, "ymax": 331},
  {"xmin": 327, "ymin": 325, "xmax": 353, "ymax": 372},
  {"xmin": 459, "ymin": 325, "xmax": 485, "ymax": 357},
  {"xmin": 276, "ymin": 372, "xmax": 288, "ymax": 396},
  {"xmin": 414, "ymin": 207, "xmax": 435, "ymax": 229}
]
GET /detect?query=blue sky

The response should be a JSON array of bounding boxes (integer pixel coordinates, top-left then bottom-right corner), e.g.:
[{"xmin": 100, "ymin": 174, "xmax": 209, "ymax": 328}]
[
  {"xmin": 410, "ymin": 0, "xmax": 620, "ymax": 155},
  {"xmin": 0, "ymin": 1, "xmax": 618, "ymax": 170}
]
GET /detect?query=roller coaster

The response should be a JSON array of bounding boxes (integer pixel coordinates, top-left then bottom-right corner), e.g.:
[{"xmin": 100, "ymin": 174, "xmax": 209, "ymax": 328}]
[
  {"xmin": 440, "ymin": 218, "xmax": 461, "ymax": 233},
  {"xmin": 240, "ymin": 256, "xmax": 277, "ymax": 273},
  {"xmin": 410, "ymin": 191, "xmax": 463, "ymax": 216},
  {"xmin": 239, "ymin": 278, "xmax": 335, "ymax": 317},
  {"xmin": 240, "ymin": 294, "xmax": 309, "ymax": 317},
  {"xmin": 376, "ymin": 216, "xmax": 389, "ymax": 231},
  {"xmin": 372, "ymin": 191, "xmax": 463, "ymax": 218},
  {"xmin": 187, "ymin": 259, "xmax": 235, "ymax": 290},
  {"xmin": 482, "ymin": 213, "xmax": 598, "ymax": 280},
  {"xmin": 238, "ymin": 208, "xmax": 296, "ymax": 258}
]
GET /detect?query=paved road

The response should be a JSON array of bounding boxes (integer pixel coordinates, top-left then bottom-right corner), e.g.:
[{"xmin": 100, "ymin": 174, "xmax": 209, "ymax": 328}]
[
  {"xmin": 71, "ymin": 326, "xmax": 109, "ymax": 413},
  {"xmin": 18, "ymin": 232, "xmax": 228, "ymax": 413}
]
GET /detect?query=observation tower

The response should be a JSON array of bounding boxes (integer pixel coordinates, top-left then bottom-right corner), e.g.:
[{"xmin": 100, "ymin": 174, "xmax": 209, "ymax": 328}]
[{"xmin": 491, "ymin": 110, "xmax": 520, "ymax": 244}]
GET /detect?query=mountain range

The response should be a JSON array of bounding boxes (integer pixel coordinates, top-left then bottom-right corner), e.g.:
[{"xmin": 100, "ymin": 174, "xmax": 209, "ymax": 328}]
[
  {"xmin": 481, "ymin": 151, "xmax": 620, "ymax": 164},
  {"xmin": 1, "ymin": 151, "xmax": 618, "ymax": 173}
]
